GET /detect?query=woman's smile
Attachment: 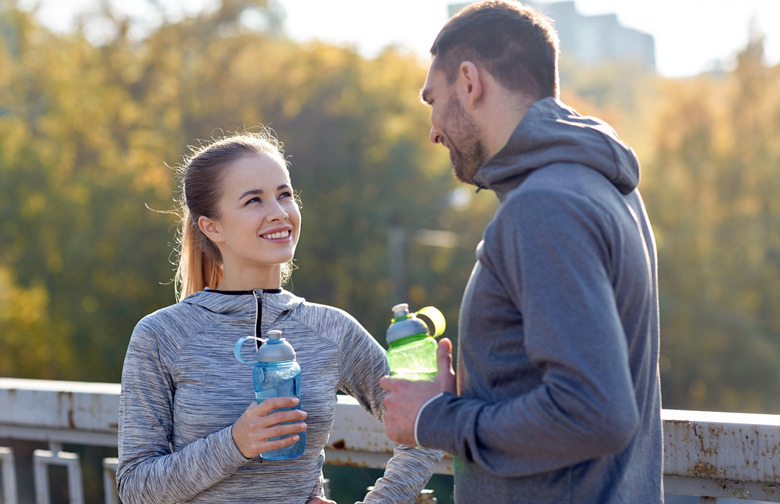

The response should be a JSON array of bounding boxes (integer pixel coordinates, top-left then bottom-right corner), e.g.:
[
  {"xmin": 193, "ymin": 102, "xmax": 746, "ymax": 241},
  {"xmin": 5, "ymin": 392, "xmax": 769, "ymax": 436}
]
[{"xmin": 261, "ymin": 228, "xmax": 293, "ymax": 241}]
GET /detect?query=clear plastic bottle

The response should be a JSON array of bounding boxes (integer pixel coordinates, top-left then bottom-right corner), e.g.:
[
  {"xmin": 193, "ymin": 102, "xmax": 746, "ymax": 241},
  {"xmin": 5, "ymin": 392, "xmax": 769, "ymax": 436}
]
[
  {"xmin": 234, "ymin": 329, "xmax": 305, "ymax": 459},
  {"xmin": 385, "ymin": 303, "xmax": 446, "ymax": 381}
]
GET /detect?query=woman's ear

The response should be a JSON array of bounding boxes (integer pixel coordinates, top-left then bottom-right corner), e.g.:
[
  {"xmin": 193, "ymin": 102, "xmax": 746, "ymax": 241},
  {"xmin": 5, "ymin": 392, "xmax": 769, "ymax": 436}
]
[
  {"xmin": 198, "ymin": 215, "xmax": 224, "ymax": 244},
  {"xmin": 457, "ymin": 61, "xmax": 484, "ymax": 111}
]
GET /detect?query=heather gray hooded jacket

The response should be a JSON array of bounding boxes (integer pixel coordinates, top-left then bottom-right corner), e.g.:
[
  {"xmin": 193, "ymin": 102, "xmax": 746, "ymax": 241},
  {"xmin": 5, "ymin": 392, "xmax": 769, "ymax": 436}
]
[
  {"xmin": 416, "ymin": 98, "xmax": 663, "ymax": 503},
  {"xmin": 117, "ymin": 289, "xmax": 441, "ymax": 504}
]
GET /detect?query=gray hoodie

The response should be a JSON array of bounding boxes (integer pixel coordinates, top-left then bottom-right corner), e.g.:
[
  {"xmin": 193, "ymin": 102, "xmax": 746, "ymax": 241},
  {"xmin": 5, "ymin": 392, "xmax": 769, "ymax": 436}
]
[
  {"xmin": 416, "ymin": 98, "xmax": 663, "ymax": 503},
  {"xmin": 118, "ymin": 288, "xmax": 442, "ymax": 504}
]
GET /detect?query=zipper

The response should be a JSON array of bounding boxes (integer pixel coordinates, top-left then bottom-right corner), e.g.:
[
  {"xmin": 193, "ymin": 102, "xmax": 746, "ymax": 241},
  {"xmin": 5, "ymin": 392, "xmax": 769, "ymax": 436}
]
[{"xmin": 253, "ymin": 291, "xmax": 263, "ymax": 349}]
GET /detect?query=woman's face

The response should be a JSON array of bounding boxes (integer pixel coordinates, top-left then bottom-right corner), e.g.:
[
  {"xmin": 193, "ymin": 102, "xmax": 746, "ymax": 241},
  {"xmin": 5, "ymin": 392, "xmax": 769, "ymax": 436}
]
[{"xmin": 200, "ymin": 151, "xmax": 301, "ymax": 286}]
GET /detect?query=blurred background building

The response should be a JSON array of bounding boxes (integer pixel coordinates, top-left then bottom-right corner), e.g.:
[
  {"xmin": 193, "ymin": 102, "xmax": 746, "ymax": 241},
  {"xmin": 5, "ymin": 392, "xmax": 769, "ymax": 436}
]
[{"xmin": 449, "ymin": 1, "xmax": 656, "ymax": 71}]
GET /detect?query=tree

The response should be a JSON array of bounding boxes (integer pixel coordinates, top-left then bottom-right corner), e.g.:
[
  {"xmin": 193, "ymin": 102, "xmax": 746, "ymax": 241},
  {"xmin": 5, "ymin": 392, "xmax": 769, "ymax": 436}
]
[
  {"xmin": 0, "ymin": 1, "xmax": 485, "ymax": 382},
  {"xmin": 642, "ymin": 35, "xmax": 780, "ymax": 413}
]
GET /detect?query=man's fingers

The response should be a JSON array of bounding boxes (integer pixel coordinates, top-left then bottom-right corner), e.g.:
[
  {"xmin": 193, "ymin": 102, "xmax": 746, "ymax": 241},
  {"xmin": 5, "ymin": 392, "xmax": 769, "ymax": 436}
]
[
  {"xmin": 437, "ymin": 337, "xmax": 453, "ymax": 373},
  {"xmin": 379, "ymin": 375, "xmax": 395, "ymax": 392},
  {"xmin": 436, "ymin": 337, "xmax": 456, "ymax": 392}
]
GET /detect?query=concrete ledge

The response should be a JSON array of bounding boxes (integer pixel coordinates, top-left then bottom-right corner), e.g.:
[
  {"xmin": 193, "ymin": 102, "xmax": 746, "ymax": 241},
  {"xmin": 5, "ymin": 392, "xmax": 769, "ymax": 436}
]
[
  {"xmin": 663, "ymin": 409, "xmax": 780, "ymax": 483},
  {"xmin": 2, "ymin": 378, "xmax": 780, "ymax": 496}
]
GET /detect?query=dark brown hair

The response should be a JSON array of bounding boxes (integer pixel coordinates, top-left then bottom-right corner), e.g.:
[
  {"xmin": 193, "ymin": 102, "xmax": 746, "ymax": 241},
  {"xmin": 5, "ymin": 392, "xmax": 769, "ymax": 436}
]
[{"xmin": 430, "ymin": 0, "xmax": 560, "ymax": 100}]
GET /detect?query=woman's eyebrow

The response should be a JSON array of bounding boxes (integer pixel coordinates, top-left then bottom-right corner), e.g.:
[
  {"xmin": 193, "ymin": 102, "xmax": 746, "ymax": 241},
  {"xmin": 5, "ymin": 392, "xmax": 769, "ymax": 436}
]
[{"xmin": 238, "ymin": 189, "xmax": 263, "ymax": 201}]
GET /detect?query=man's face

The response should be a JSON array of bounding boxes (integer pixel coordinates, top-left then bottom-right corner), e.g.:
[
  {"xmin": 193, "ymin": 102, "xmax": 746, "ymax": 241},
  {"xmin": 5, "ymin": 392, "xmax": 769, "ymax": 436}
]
[{"xmin": 421, "ymin": 61, "xmax": 488, "ymax": 185}]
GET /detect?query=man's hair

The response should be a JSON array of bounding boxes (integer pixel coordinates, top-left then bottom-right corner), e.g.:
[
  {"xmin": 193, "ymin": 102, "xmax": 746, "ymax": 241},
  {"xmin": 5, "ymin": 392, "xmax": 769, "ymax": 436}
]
[{"xmin": 430, "ymin": 0, "xmax": 560, "ymax": 100}]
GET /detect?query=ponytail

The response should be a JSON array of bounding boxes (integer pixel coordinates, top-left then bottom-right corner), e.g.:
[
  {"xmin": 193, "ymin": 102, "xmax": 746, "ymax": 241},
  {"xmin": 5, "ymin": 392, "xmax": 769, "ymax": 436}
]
[{"xmin": 174, "ymin": 207, "xmax": 223, "ymax": 301}]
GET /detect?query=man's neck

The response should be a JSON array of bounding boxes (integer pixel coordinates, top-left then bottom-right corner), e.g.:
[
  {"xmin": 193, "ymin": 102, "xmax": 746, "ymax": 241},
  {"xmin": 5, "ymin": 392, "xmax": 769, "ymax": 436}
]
[{"xmin": 480, "ymin": 92, "xmax": 536, "ymax": 158}]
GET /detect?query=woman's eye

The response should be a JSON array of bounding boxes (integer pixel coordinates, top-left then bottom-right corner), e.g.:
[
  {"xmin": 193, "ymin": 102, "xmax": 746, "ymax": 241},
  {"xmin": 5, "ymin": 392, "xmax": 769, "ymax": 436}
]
[
  {"xmin": 279, "ymin": 191, "xmax": 293, "ymax": 199},
  {"xmin": 245, "ymin": 197, "xmax": 261, "ymax": 205}
]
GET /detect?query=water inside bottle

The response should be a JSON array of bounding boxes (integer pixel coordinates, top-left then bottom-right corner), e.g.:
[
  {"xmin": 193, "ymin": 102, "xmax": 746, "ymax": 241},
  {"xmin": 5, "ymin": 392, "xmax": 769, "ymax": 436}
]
[
  {"xmin": 253, "ymin": 366, "xmax": 305, "ymax": 459},
  {"xmin": 387, "ymin": 338, "xmax": 438, "ymax": 381}
]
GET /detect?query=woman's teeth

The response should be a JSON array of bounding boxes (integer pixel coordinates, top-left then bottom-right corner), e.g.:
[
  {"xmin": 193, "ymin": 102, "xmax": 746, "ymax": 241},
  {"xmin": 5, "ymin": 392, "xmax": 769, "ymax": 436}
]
[{"xmin": 263, "ymin": 230, "xmax": 290, "ymax": 240}]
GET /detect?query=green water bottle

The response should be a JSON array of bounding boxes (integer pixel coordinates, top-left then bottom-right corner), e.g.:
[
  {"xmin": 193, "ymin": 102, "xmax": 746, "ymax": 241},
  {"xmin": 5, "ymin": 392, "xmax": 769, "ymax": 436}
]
[{"xmin": 385, "ymin": 303, "xmax": 446, "ymax": 381}]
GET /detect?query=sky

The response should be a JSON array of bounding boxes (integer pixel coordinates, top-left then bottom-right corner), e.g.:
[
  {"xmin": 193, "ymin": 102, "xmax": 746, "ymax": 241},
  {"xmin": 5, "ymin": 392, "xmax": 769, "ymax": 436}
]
[
  {"xmin": 276, "ymin": 0, "xmax": 780, "ymax": 77},
  {"xmin": 21, "ymin": 0, "xmax": 780, "ymax": 78}
]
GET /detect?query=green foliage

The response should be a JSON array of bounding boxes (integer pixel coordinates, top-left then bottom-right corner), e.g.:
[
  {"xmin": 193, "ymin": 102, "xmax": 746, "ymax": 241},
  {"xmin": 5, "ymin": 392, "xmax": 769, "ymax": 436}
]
[
  {"xmin": 0, "ymin": 266, "xmax": 73, "ymax": 378},
  {"xmin": 642, "ymin": 39, "xmax": 780, "ymax": 413},
  {"xmin": 0, "ymin": 1, "xmax": 484, "ymax": 382}
]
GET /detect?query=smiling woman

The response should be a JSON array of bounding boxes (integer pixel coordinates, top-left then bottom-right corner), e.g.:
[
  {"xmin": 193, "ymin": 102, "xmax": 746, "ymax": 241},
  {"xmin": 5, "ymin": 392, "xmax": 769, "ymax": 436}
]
[
  {"xmin": 174, "ymin": 131, "xmax": 298, "ymax": 298},
  {"xmin": 115, "ymin": 129, "xmax": 443, "ymax": 504}
]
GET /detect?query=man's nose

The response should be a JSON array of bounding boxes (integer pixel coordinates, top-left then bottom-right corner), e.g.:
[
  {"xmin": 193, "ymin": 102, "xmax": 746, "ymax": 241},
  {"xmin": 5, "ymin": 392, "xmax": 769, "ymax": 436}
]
[{"xmin": 430, "ymin": 126, "xmax": 442, "ymax": 144}]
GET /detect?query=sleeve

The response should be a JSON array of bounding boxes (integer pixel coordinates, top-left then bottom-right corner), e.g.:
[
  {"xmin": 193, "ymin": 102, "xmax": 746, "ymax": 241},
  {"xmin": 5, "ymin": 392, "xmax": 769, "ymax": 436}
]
[
  {"xmin": 416, "ymin": 188, "xmax": 640, "ymax": 477},
  {"xmin": 116, "ymin": 316, "xmax": 249, "ymax": 504},
  {"xmin": 335, "ymin": 313, "xmax": 444, "ymax": 504}
]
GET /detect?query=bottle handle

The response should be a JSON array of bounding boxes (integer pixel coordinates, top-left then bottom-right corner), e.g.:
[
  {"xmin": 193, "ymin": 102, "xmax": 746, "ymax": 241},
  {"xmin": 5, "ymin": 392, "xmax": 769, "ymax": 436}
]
[
  {"xmin": 234, "ymin": 335, "xmax": 265, "ymax": 365},
  {"xmin": 415, "ymin": 306, "xmax": 446, "ymax": 338}
]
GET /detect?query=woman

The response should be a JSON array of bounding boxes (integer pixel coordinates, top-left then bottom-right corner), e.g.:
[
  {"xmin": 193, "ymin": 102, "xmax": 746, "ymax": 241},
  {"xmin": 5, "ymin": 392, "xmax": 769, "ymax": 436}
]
[{"xmin": 116, "ymin": 130, "xmax": 442, "ymax": 503}]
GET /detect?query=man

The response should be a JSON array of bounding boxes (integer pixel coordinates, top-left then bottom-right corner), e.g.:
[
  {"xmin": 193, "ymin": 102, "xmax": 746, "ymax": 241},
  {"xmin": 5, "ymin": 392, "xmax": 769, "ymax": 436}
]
[{"xmin": 379, "ymin": 1, "xmax": 663, "ymax": 503}]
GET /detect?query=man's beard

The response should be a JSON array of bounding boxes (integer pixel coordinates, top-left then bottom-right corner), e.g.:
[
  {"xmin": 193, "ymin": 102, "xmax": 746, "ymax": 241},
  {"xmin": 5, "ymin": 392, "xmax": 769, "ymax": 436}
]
[{"xmin": 443, "ymin": 97, "xmax": 488, "ymax": 185}]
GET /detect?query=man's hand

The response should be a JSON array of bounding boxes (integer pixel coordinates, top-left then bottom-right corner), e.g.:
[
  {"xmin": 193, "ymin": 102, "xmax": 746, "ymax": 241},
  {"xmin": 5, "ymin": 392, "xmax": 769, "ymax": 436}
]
[{"xmin": 380, "ymin": 338, "xmax": 455, "ymax": 446}]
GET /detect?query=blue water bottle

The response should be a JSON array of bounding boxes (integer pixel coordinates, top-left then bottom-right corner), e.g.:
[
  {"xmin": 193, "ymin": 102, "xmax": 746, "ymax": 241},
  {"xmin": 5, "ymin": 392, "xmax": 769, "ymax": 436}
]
[{"xmin": 234, "ymin": 329, "xmax": 305, "ymax": 459}]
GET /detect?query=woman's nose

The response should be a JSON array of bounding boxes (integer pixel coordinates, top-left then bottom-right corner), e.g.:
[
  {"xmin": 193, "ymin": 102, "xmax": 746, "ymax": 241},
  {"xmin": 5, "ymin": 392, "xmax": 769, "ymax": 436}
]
[{"xmin": 267, "ymin": 201, "xmax": 289, "ymax": 221}]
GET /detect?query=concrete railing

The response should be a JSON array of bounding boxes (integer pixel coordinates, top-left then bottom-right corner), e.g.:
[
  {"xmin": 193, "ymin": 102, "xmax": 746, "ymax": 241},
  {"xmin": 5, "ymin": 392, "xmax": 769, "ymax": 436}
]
[{"xmin": 0, "ymin": 378, "xmax": 779, "ymax": 503}]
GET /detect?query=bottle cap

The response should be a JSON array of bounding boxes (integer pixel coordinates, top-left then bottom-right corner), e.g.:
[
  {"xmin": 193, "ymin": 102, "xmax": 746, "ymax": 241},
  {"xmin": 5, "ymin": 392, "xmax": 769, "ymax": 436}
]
[
  {"xmin": 386, "ymin": 303, "xmax": 445, "ymax": 344},
  {"xmin": 256, "ymin": 330, "xmax": 296, "ymax": 362}
]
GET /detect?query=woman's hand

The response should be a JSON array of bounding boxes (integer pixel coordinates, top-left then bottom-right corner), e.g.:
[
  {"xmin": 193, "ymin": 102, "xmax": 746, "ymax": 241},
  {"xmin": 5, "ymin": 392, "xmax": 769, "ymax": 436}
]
[{"xmin": 231, "ymin": 397, "xmax": 307, "ymax": 458}]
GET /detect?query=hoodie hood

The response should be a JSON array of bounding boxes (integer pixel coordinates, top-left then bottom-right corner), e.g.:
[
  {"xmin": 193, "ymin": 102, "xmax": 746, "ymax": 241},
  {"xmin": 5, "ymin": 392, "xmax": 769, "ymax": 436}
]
[{"xmin": 474, "ymin": 97, "xmax": 640, "ymax": 200}]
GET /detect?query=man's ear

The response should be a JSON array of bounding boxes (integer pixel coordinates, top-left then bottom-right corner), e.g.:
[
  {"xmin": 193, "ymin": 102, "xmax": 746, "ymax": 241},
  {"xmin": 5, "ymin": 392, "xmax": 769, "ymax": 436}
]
[
  {"xmin": 198, "ymin": 215, "xmax": 224, "ymax": 244},
  {"xmin": 457, "ymin": 61, "xmax": 484, "ymax": 111}
]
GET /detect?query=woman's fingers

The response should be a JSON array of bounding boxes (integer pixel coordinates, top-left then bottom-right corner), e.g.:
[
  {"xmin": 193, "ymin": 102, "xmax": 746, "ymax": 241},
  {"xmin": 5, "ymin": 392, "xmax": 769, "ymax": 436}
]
[
  {"xmin": 262, "ymin": 431, "xmax": 303, "ymax": 451},
  {"xmin": 232, "ymin": 400, "xmax": 307, "ymax": 458},
  {"xmin": 262, "ymin": 417, "xmax": 307, "ymax": 439},
  {"xmin": 254, "ymin": 396, "xmax": 300, "ymax": 416}
]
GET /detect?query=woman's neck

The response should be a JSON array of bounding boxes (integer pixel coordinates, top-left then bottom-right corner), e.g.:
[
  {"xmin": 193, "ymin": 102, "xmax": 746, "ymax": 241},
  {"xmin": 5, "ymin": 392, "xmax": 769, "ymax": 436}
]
[{"xmin": 217, "ymin": 267, "xmax": 281, "ymax": 291}]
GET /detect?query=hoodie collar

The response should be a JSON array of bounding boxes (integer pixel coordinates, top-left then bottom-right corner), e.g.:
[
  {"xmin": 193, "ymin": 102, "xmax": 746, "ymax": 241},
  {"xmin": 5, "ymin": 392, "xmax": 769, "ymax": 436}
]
[
  {"xmin": 474, "ymin": 97, "xmax": 640, "ymax": 201},
  {"xmin": 181, "ymin": 288, "xmax": 304, "ymax": 326}
]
